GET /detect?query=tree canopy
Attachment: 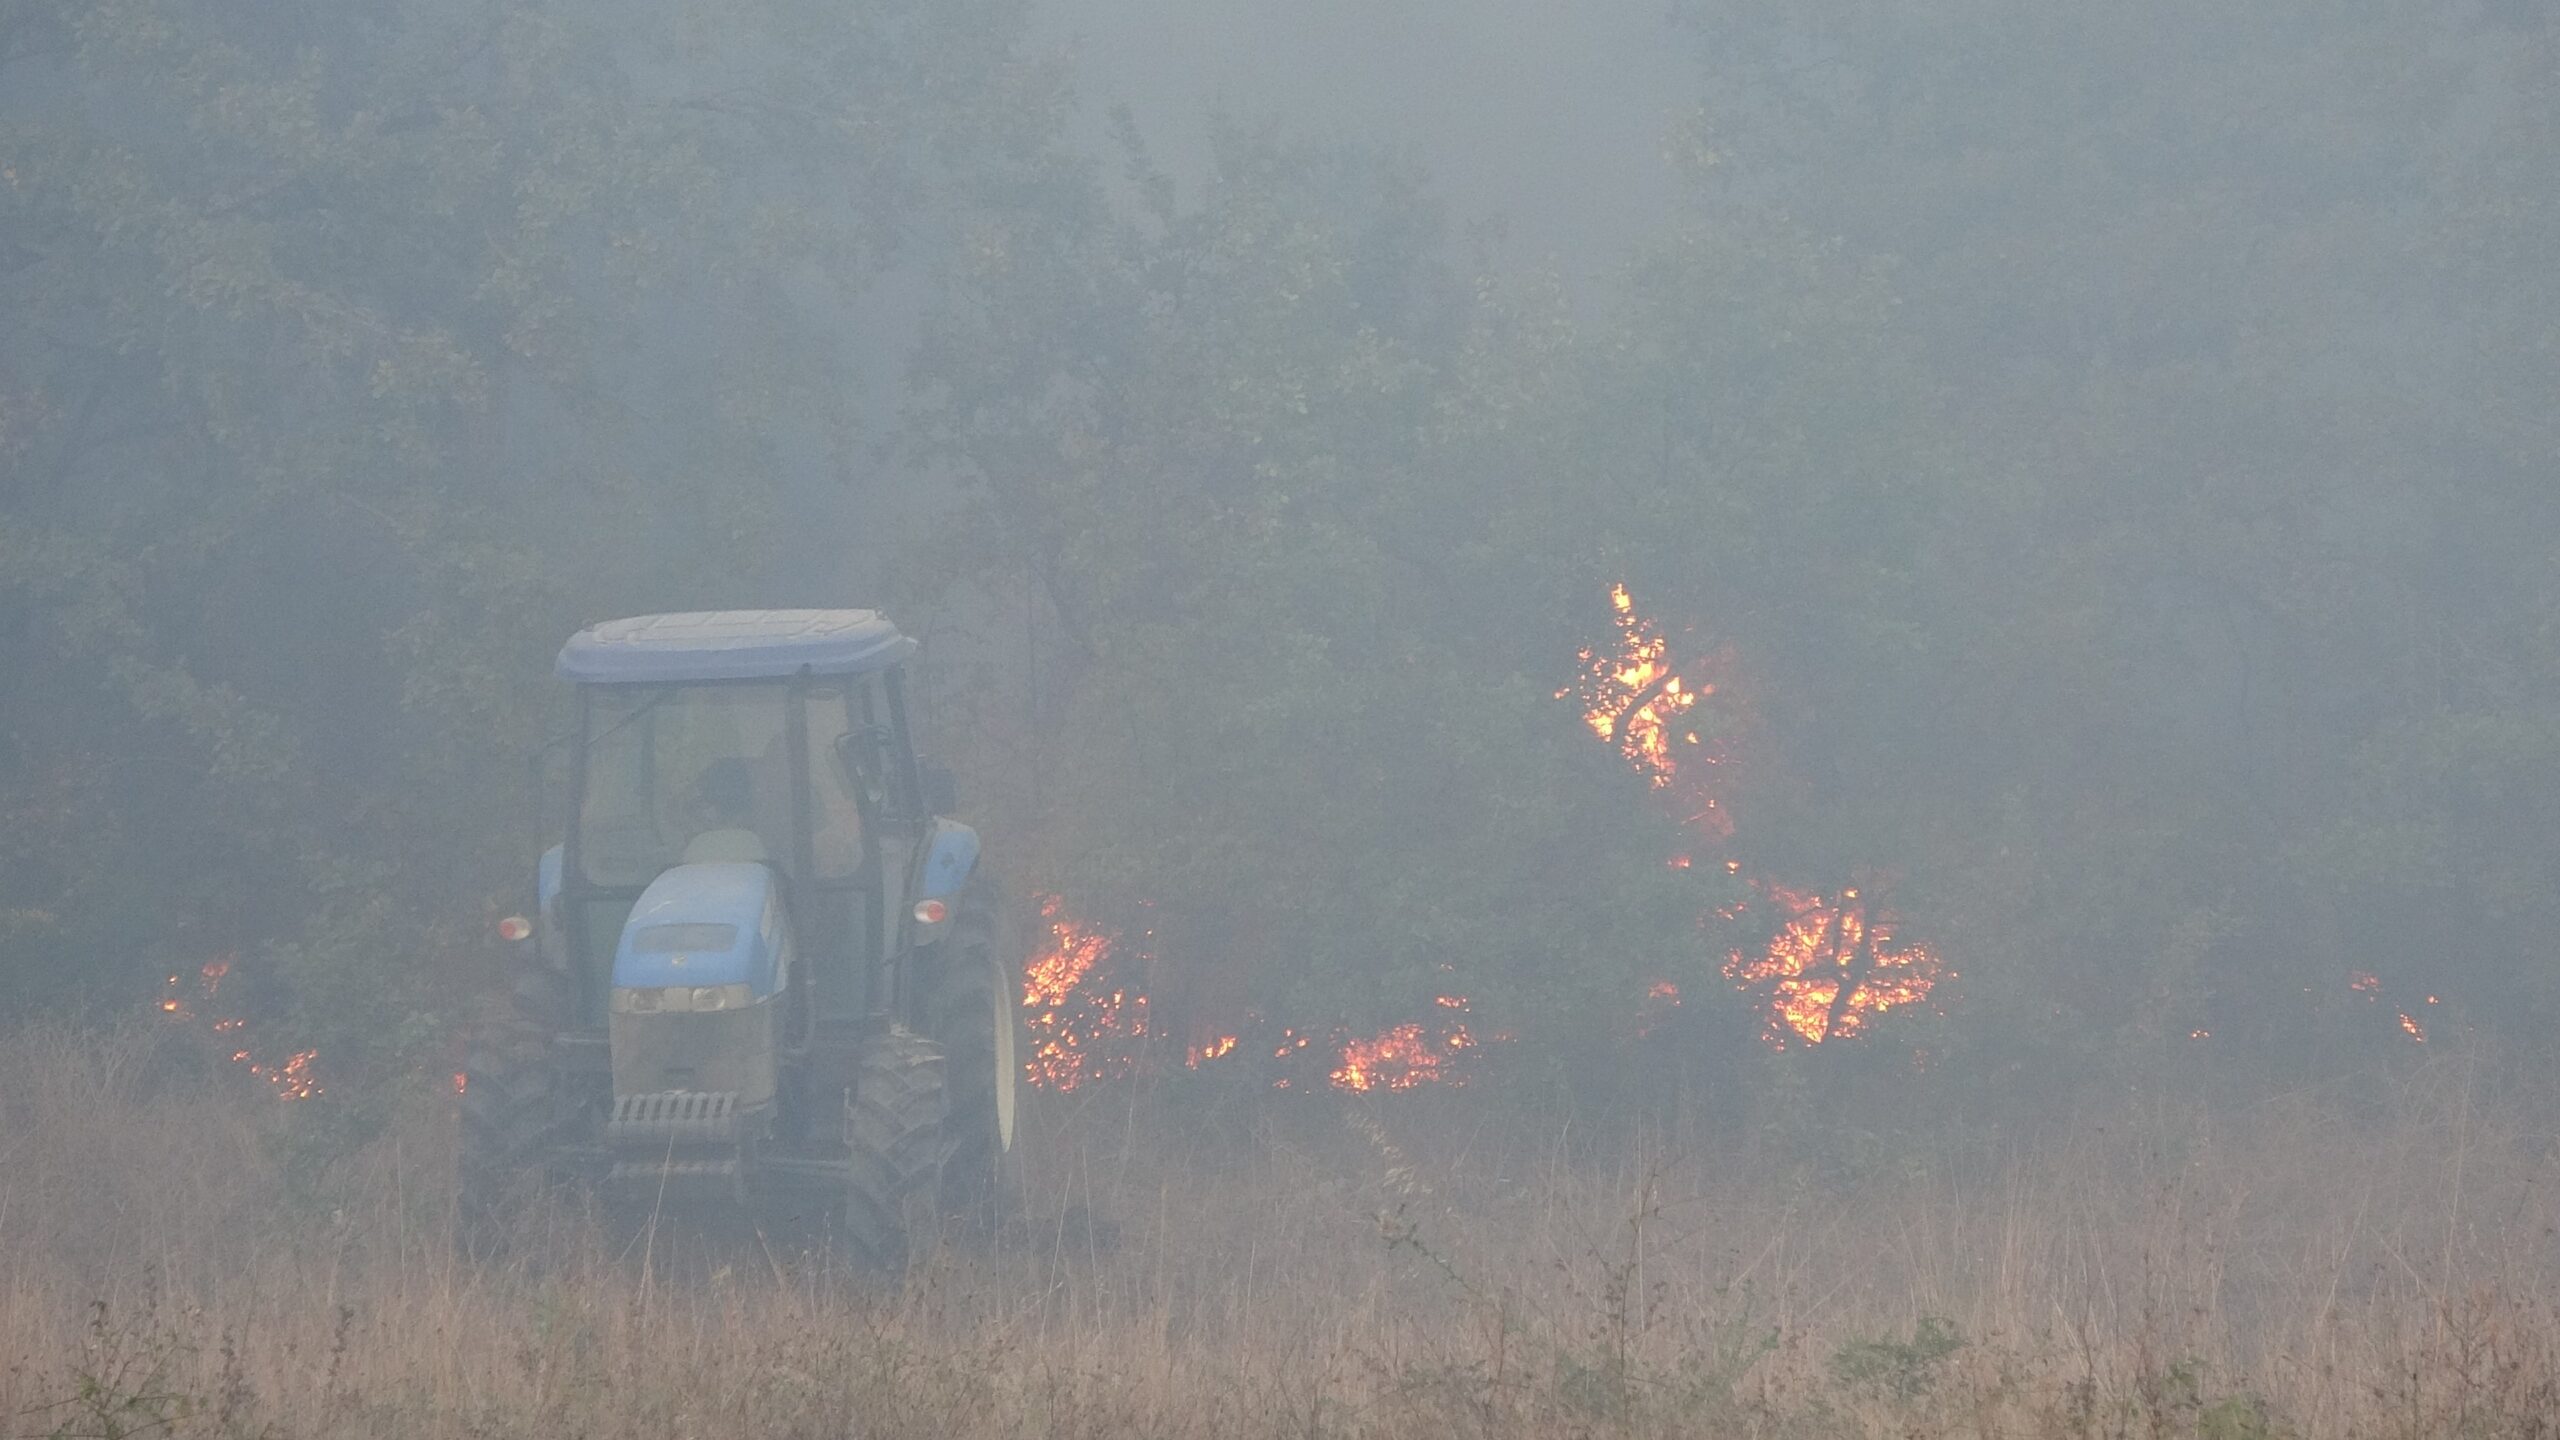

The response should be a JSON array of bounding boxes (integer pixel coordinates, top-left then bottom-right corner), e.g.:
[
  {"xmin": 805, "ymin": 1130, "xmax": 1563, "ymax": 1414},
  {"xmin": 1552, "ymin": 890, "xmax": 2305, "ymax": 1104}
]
[{"xmin": 3, "ymin": 0, "xmax": 2552, "ymax": 1103}]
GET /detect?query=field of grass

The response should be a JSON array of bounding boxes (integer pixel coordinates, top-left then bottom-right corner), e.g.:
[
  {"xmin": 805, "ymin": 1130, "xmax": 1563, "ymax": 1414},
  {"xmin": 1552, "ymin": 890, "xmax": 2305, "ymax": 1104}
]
[{"xmin": 4, "ymin": 1026, "xmax": 2556, "ymax": 1439}]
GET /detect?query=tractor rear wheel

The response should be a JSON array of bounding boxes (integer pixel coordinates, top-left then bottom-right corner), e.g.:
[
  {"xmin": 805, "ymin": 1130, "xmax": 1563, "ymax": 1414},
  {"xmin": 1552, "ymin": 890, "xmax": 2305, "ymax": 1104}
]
[
  {"xmin": 930, "ymin": 880, "xmax": 1020, "ymax": 1222},
  {"xmin": 840, "ymin": 1026, "xmax": 947, "ymax": 1271},
  {"xmin": 456, "ymin": 965, "xmax": 574, "ymax": 1255}
]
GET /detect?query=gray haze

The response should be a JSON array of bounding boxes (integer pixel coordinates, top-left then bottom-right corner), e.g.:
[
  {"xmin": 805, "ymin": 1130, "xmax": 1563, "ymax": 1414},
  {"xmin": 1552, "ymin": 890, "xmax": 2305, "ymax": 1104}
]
[
  {"xmin": 10, "ymin": 9, "xmax": 2560, "ymax": 1434},
  {"xmin": 3, "ymin": 0, "xmax": 2556, "ymax": 1096},
  {"xmin": 1035, "ymin": 0, "xmax": 1695, "ymax": 282}
]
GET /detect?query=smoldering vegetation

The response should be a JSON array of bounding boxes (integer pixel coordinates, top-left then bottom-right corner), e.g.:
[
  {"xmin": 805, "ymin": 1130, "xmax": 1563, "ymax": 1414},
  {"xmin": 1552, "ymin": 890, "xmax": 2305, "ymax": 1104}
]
[
  {"xmin": 6, "ymin": 1028, "xmax": 2560, "ymax": 1439},
  {"xmin": 8, "ymin": 0, "xmax": 2560, "ymax": 1434}
]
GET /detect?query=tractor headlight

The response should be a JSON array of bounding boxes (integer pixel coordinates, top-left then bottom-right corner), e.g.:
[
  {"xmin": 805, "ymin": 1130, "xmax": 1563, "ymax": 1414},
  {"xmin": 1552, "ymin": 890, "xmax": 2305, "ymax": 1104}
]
[{"xmin": 613, "ymin": 984, "xmax": 754, "ymax": 1014}]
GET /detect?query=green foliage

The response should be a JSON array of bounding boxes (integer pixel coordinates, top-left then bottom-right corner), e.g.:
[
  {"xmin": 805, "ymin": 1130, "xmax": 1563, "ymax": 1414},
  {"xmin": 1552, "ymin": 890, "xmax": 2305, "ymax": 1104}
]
[
  {"xmin": 915, "ymin": 124, "xmax": 1737, "ymax": 1034},
  {"xmin": 2198, "ymin": 1393, "xmax": 2283, "ymax": 1440},
  {"xmin": 6, "ymin": 0, "xmax": 2557, "ymax": 1097},
  {"xmin": 913, "ymin": 1, "xmax": 2560, "ymax": 1072},
  {"xmin": 0, "ymin": 0, "xmax": 1058, "ymax": 1040},
  {"xmin": 1828, "ymin": 1316, "xmax": 1964, "ymax": 1400},
  {"xmin": 2113, "ymin": 1357, "xmax": 2288, "ymax": 1440},
  {"xmin": 26, "ymin": 1301, "xmax": 206, "ymax": 1440},
  {"xmin": 1376, "ymin": 1181, "xmax": 1780, "ymax": 1433},
  {"xmin": 1652, "ymin": 0, "xmax": 2560, "ymax": 1060}
]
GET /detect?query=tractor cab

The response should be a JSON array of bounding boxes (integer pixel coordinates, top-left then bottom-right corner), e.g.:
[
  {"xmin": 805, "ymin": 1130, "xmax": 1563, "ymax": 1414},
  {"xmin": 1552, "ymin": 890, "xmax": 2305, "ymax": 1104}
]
[{"xmin": 555, "ymin": 611, "xmax": 931, "ymax": 1040}]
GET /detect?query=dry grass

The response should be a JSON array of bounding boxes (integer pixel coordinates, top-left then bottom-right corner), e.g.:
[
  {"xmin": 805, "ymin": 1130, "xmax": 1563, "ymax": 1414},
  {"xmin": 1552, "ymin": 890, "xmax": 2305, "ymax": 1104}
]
[{"xmin": 4, "ymin": 1026, "xmax": 2558, "ymax": 1438}]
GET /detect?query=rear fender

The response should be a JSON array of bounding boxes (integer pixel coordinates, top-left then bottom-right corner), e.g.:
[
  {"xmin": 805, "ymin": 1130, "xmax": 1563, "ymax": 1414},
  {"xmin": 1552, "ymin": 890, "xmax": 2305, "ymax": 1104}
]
[
  {"xmin": 907, "ymin": 820, "xmax": 979, "ymax": 950},
  {"xmin": 916, "ymin": 820, "xmax": 979, "ymax": 903}
]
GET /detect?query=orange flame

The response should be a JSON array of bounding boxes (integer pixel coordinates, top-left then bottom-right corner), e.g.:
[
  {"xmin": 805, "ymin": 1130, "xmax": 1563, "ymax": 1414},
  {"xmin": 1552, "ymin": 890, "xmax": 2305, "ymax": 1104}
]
[
  {"xmin": 1569, "ymin": 585, "xmax": 1948, "ymax": 1048},
  {"xmin": 1020, "ymin": 895, "xmax": 1147, "ymax": 1090},
  {"xmin": 1331, "ymin": 999, "xmax": 1476, "ymax": 1091},
  {"xmin": 1721, "ymin": 882, "xmax": 1942, "ymax": 1047},
  {"xmin": 1018, "ymin": 582, "xmax": 1961, "ymax": 1092},
  {"xmin": 1558, "ymin": 585, "xmax": 1727, "ymax": 825},
  {"xmin": 1011, "ymin": 898, "xmax": 1486, "ymax": 1091}
]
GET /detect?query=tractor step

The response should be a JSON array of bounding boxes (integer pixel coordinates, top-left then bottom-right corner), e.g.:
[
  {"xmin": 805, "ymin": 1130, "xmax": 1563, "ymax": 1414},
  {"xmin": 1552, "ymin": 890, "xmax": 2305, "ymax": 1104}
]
[
  {"xmin": 755, "ymin": 1152, "xmax": 854, "ymax": 1191},
  {"xmin": 607, "ymin": 1090, "xmax": 743, "ymax": 1145},
  {"xmin": 606, "ymin": 1157, "xmax": 742, "ymax": 1186}
]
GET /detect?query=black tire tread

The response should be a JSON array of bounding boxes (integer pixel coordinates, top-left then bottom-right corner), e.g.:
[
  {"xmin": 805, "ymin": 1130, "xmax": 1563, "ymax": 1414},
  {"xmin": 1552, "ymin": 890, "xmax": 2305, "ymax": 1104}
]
[
  {"xmin": 841, "ymin": 1026, "xmax": 947, "ymax": 1271},
  {"xmin": 455, "ymin": 965, "xmax": 572, "ymax": 1253}
]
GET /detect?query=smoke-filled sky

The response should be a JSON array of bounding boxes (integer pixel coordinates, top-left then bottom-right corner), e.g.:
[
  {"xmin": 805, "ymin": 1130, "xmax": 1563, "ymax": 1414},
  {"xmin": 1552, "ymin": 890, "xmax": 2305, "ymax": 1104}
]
[
  {"xmin": 3, "ymin": 0, "xmax": 2556, "ymax": 1082},
  {"xmin": 1036, "ymin": 0, "xmax": 1695, "ymax": 281}
]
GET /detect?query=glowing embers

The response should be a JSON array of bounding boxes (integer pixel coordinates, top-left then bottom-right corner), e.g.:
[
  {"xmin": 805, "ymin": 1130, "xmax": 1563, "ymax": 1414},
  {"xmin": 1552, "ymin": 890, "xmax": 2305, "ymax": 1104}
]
[
  {"xmin": 1720, "ymin": 883, "xmax": 1944, "ymax": 1048},
  {"xmin": 156, "ymin": 955, "xmax": 225, "ymax": 1019},
  {"xmin": 1020, "ymin": 895, "xmax": 1148, "ymax": 1090},
  {"xmin": 1634, "ymin": 979, "xmax": 1684, "ymax": 1039},
  {"xmin": 2345, "ymin": 969, "xmax": 2435, "ymax": 1044},
  {"xmin": 153, "ymin": 955, "xmax": 323, "ymax": 1100},
  {"xmin": 245, "ymin": 1048, "xmax": 322, "ymax": 1100}
]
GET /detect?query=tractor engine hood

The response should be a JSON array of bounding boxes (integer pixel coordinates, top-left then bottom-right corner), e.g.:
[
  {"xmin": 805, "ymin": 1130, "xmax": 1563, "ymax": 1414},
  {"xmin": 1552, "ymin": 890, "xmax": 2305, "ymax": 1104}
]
[
  {"xmin": 608, "ymin": 862, "xmax": 790, "ymax": 1111},
  {"xmin": 612, "ymin": 863, "xmax": 784, "ymax": 996}
]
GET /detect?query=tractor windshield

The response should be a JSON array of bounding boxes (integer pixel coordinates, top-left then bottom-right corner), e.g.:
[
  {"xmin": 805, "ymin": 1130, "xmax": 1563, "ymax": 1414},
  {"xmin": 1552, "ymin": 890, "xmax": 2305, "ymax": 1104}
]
[{"xmin": 575, "ymin": 682, "xmax": 868, "ymax": 887}]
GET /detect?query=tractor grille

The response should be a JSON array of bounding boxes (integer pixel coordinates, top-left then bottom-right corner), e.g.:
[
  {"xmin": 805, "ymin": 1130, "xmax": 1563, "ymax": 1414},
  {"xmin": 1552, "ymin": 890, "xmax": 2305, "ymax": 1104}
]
[
  {"xmin": 607, "ymin": 1089, "xmax": 743, "ymax": 1146},
  {"xmin": 605, "ymin": 1090, "xmax": 748, "ymax": 1201}
]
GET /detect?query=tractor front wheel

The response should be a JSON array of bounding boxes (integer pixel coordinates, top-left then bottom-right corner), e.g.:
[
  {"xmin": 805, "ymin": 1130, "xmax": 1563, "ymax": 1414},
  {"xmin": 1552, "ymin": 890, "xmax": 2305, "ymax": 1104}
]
[
  {"xmin": 840, "ymin": 1026, "xmax": 947, "ymax": 1271},
  {"xmin": 456, "ymin": 965, "xmax": 573, "ymax": 1255}
]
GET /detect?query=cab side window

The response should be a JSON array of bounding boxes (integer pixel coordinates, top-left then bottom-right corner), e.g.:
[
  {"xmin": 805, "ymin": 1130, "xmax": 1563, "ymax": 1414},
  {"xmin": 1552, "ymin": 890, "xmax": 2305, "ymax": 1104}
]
[{"xmin": 804, "ymin": 688, "xmax": 869, "ymax": 880}]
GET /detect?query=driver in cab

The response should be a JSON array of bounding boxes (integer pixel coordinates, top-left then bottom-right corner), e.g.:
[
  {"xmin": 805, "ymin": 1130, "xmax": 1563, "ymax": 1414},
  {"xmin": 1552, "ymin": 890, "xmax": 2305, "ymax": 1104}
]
[{"xmin": 680, "ymin": 757, "xmax": 771, "ymax": 865}]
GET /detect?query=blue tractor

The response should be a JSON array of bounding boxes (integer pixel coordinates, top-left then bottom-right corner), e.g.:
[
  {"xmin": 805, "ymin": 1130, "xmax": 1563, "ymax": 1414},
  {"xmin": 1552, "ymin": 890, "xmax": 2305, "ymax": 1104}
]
[{"xmin": 458, "ymin": 610, "xmax": 1018, "ymax": 1265}]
